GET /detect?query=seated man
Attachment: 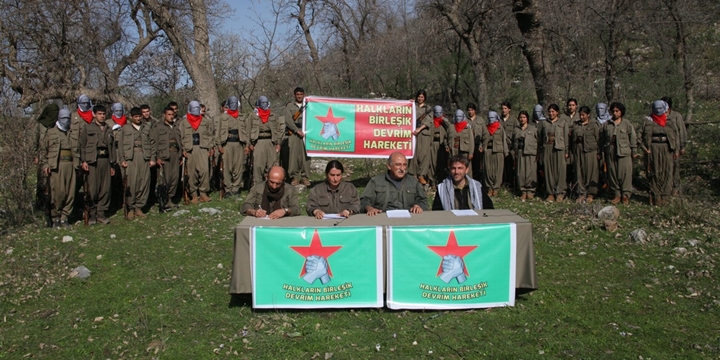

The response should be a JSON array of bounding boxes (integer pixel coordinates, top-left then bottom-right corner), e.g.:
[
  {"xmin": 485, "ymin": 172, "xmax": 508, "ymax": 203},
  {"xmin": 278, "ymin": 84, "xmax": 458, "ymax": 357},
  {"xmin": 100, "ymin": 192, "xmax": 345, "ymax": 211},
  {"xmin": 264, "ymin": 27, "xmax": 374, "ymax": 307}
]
[
  {"xmin": 433, "ymin": 155, "xmax": 494, "ymax": 210},
  {"xmin": 361, "ymin": 152, "xmax": 428, "ymax": 216},
  {"xmin": 241, "ymin": 166, "xmax": 299, "ymax": 219}
]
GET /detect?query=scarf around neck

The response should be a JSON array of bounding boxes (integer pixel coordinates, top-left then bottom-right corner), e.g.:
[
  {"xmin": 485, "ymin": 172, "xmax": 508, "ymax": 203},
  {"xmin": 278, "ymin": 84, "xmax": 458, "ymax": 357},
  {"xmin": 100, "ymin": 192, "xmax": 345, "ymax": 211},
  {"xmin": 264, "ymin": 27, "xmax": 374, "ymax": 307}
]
[
  {"xmin": 261, "ymin": 182, "xmax": 285, "ymax": 212},
  {"xmin": 78, "ymin": 108, "xmax": 93, "ymax": 123},
  {"xmin": 438, "ymin": 175, "xmax": 483, "ymax": 210},
  {"xmin": 187, "ymin": 113, "xmax": 203, "ymax": 131},
  {"xmin": 112, "ymin": 114, "xmax": 127, "ymax": 127},
  {"xmin": 257, "ymin": 107, "xmax": 271, "ymax": 123},
  {"xmin": 226, "ymin": 109, "xmax": 239, "ymax": 119},
  {"xmin": 433, "ymin": 116, "xmax": 444, "ymax": 128},
  {"xmin": 651, "ymin": 113, "xmax": 667, "ymax": 127},
  {"xmin": 454, "ymin": 121, "xmax": 467, "ymax": 134},
  {"xmin": 487, "ymin": 121, "xmax": 501, "ymax": 135}
]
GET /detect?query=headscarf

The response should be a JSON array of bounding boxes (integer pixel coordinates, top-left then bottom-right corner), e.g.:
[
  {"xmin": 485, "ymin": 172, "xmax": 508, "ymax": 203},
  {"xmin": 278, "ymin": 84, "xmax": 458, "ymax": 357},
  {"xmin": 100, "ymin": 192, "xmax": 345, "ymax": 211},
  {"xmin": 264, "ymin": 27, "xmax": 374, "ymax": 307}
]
[
  {"xmin": 111, "ymin": 103, "xmax": 126, "ymax": 126},
  {"xmin": 187, "ymin": 100, "xmax": 203, "ymax": 130},
  {"xmin": 596, "ymin": 103, "xmax": 612, "ymax": 124},
  {"xmin": 37, "ymin": 103, "xmax": 59, "ymax": 129},
  {"xmin": 256, "ymin": 96, "xmax": 271, "ymax": 123},
  {"xmin": 453, "ymin": 109, "xmax": 467, "ymax": 134},
  {"xmin": 433, "ymin": 105, "xmax": 444, "ymax": 128},
  {"xmin": 533, "ymin": 104, "xmax": 546, "ymax": 122},
  {"xmin": 226, "ymin": 96, "xmax": 239, "ymax": 118},
  {"xmin": 650, "ymin": 100, "xmax": 668, "ymax": 127},
  {"xmin": 77, "ymin": 94, "xmax": 93, "ymax": 123},
  {"xmin": 56, "ymin": 109, "xmax": 71, "ymax": 132},
  {"xmin": 487, "ymin": 111, "xmax": 501, "ymax": 135}
]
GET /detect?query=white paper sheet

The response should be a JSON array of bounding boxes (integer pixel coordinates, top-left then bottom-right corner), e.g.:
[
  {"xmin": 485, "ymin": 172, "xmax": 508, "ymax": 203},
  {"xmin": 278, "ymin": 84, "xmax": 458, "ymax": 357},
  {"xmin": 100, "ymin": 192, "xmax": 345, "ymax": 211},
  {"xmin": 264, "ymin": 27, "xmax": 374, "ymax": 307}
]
[
  {"xmin": 322, "ymin": 214, "xmax": 345, "ymax": 219},
  {"xmin": 386, "ymin": 210, "xmax": 412, "ymax": 218},
  {"xmin": 451, "ymin": 209, "xmax": 479, "ymax": 216}
]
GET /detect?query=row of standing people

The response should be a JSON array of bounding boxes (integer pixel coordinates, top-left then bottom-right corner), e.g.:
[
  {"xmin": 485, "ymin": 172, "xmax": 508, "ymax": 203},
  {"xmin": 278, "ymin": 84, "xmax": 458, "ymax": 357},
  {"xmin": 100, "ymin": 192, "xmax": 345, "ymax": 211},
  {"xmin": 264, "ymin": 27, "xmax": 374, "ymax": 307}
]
[{"xmin": 407, "ymin": 91, "xmax": 687, "ymax": 206}]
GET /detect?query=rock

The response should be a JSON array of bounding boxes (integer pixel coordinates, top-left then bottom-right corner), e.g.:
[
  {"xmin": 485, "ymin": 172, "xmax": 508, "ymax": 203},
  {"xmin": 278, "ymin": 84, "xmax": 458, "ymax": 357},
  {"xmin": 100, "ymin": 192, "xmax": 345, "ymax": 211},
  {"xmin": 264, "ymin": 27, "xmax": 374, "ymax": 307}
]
[
  {"xmin": 310, "ymin": 159, "xmax": 328, "ymax": 173},
  {"xmin": 199, "ymin": 208, "xmax": 222, "ymax": 216},
  {"xmin": 173, "ymin": 209, "xmax": 190, "ymax": 217},
  {"xmin": 686, "ymin": 239, "xmax": 700, "ymax": 247},
  {"xmin": 628, "ymin": 229, "xmax": 647, "ymax": 243},
  {"xmin": 6, "ymin": 248, "xmax": 13, "ymax": 255},
  {"xmin": 217, "ymin": 263, "xmax": 224, "ymax": 269},
  {"xmin": 597, "ymin": 206, "xmax": 620, "ymax": 220},
  {"xmin": 96, "ymin": 255, "xmax": 102, "ymax": 260},
  {"xmin": 69, "ymin": 266, "xmax": 91, "ymax": 279},
  {"xmin": 604, "ymin": 220, "xmax": 618, "ymax": 232},
  {"xmin": 110, "ymin": 234, "xmax": 116, "ymax": 239},
  {"xmin": 62, "ymin": 235, "xmax": 73, "ymax": 243},
  {"xmin": 674, "ymin": 247, "xmax": 687, "ymax": 255}
]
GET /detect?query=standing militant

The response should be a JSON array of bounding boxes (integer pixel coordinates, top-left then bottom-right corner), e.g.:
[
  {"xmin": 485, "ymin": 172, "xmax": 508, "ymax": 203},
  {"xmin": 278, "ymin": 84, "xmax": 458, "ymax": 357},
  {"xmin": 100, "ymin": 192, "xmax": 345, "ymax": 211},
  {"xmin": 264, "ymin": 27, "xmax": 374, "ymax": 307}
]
[{"xmin": 40, "ymin": 109, "xmax": 79, "ymax": 227}]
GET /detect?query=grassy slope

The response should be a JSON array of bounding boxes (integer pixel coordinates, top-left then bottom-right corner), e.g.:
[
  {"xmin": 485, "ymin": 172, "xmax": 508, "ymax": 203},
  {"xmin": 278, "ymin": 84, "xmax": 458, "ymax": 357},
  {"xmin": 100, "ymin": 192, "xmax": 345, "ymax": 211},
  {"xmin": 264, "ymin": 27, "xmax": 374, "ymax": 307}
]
[{"xmin": 1, "ymin": 184, "xmax": 719, "ymax": 359}]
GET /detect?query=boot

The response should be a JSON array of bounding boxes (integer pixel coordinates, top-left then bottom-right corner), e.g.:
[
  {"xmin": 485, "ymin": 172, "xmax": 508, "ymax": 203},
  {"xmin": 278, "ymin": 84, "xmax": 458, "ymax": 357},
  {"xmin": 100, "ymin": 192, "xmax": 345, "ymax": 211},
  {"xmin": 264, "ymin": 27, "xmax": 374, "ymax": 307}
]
[
  {"xmin": 546, "ymin": 195, "xmax": 555, "ymax": 202},
  {"xmin": 556, "ymin": 194, "xmax": 565, "ymax": 202},
  {"xmin": 291, "ymin": 177, "xmax": 300, "ymax": 186},
  {"xmin": 135, "ymin": 208, "xmax": 147, "ymax": 218},
  {"xmin": 610, "ymin": 195, "xmax": 621, "ymax": 204},
  {"xmin": 418, "ymin": 175, "xmax": 427, "ymax": 185},
  {"xmin": 520, "ymin": 193, "xmax": 527, "ymax": 200},
  {"xmin": 199, "ymin": 193, "xmax": 211, "ymax": 203},
  {"xmin": 191, "ymin": 195, "xmax": 199, "ymax": 205},
  {"xmin": 52, "ymin": 218, "xmax": 61, "ymax": 229},
  {"xmin": 527, "ymin": 193, "xmax": 535, "ymax": 200},
  {"xmin": 576, "ymin": 195, "xmax": 586, "ymax": 203},
  {"xmin": 126, "ymin": 209, "xmax": 135, "ymax": 220},
  {"xmin": 621, "ymin": 195, "xmax": 630, "ymax": 205},
  {"xmin": 302, "ymin": 177, "xmax": 311, "ymax": 186},
  {"xmin": 586, "ymin": 195, "xmax": 594, "ymax": 203},
  {"xmin": 97, "ymin": 212, "xmax": 110, "ymax": 224}
]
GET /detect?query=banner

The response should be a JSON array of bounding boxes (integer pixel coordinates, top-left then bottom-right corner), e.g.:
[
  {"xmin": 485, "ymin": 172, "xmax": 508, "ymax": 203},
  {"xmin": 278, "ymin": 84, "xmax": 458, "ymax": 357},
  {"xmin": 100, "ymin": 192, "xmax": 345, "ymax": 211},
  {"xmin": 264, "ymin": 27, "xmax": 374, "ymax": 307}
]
[
  {"xmin": 303, "ymin": 96, "xmax": 416, "ymax": 158},
  {"xmin": 252, "ymin": 227, "xmax": 383, "ymax": 309},
  {"xmin": 387, "ymin": 224, "xmax": 516, "ymax": 310}
]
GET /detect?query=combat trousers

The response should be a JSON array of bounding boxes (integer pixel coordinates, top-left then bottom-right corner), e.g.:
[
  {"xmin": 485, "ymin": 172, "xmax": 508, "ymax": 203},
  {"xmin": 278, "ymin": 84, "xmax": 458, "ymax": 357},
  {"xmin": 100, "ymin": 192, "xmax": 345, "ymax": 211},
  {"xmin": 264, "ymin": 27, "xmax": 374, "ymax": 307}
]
[
  {"xmin": 484, "ymin": 150, "xmax": 504, "ymax": 192},
  {"xmin": 575, "ymin": 149, "xmax": 599, "ymax": 198},
  {"xmin": 517, "ymin": 153, "xmax": 537, "ymax": 194},
  {"xmin": 162, "ymin": 150, "xmax": 181, "ymax": 199},
  {"xmin": 673, "ymin": 156, "xmax": 681, "ymax": 191},
  {"xmin": 415, "ymin": 134, "xmax": 432, "ymax": 177},
  {"xmin": 253, "ymin": 139, "xmax": 276, "ymax": 186},
  {"xmin": 429, "ymin": 140, "xmax": 446, "ymax": 184},
  {"xmin": 287, "ymin": 134, "xmax": 310, "ymax": 180},
  {"xmin": 187, "ymin": 145, "xmax": 209, "ymax": 195},
  {"xmin": 607, "ymin": 151, "xmax": 633, "ymax": 199},
  {"xmin": 87, "ymin": 158, "xmax": 112, "ymax": 215},
  {"xmin": 50, "ymin": 161, "xmax": 76, "ymax": 221},
  {"xmin": 126, "ymin": 155, "xmax": 150, "ymax": 210},
  {"xmin": 649, "ymin": 142, "xmax": 674, "ymax": 199},
  {"xmin": 223, "ymin": 141, "xmax": 246, "ymax": 194},
  {"xmin": 544, "ymin": 146, "xmax": 567, "ymax": 196}
]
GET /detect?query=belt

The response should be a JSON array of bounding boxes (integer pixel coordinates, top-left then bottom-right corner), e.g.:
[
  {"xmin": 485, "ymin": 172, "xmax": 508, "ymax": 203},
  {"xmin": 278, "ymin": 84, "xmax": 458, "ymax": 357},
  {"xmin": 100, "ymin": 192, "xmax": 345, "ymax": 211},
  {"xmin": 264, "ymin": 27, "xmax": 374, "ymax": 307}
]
[
  {"xmin": 169, "ymin": 147, "xmax": 179, "ymax": 152},
  {"xmin": 192, "ymin": 133, "xmax": 200, "ymax": 145},
  {"xmin": 575, "ymin": 137, "xmax": 584, "ymax": 144},
  {"xmin": 97, "ymin": 147, "xmax": 109, "ymax": 158},
  {"xmin": 487, "ymin": 144, "xmax": 493, "ymax": 149},
  {"xmin": 227, "ymin": 129, "xmax": 240, "ymax": 142},
  {"xmin": 652, "ymin": 136, "xmax": 668, "ymax": 143},
  {"xmin": 60, "ymin": 155, "xmax": 73, "ymax": 162},
  {"xmin": 258, "ymin": 135, "xmax": 272, "ymax": 140},
  {"xmin": 60, "ymin": 149, "xmax": 72, "ymax": 157}
]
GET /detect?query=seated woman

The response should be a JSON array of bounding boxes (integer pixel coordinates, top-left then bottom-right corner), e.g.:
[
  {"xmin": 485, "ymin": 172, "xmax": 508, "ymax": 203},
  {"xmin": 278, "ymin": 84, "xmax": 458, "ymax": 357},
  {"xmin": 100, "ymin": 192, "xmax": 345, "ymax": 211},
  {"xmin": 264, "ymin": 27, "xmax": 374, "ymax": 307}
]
[{"xmin": 306, "ymin": 160, "xmax": 361, "ymax": 218}]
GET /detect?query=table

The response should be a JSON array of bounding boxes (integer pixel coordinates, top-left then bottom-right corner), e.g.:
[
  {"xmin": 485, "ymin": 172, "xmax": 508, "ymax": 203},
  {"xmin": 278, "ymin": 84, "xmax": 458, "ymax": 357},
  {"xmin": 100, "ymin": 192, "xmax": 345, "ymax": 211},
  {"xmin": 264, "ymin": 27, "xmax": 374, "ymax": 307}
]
[{"xmin": 229, "ymin": 209, "xmax": 537, "ymax": 295}]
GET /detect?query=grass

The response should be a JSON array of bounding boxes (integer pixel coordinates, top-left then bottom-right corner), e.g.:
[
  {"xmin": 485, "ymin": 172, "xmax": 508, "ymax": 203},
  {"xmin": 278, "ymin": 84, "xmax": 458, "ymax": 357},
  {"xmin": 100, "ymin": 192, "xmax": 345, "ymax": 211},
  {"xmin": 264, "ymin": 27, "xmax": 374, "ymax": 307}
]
[{"xmin": 1, "ymin": 170, "xmax": 719, "ymax": 358}]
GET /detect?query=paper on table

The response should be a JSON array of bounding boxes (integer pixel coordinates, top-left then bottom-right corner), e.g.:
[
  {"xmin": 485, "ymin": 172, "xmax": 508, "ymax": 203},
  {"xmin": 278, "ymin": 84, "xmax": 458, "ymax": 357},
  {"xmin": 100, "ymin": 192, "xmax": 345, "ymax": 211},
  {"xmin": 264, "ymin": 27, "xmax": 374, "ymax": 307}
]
[
  {"xmin": 322, "ymin": 213, "xmax": 345, "ymax": 219},
  {"xmin": 386, "ymin": 210, "xmax": 411, "ymax": 218},
  {"xmin": 451, "ymin": 209, "xmax": 479, "ymax": 216}
]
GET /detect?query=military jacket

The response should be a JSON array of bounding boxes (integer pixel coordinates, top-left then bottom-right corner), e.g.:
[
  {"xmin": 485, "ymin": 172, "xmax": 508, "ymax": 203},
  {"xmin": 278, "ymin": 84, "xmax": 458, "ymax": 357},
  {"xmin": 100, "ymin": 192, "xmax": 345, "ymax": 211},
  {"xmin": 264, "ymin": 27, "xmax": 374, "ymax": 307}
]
[
  {"xmin": 570, "ymin": 120, "xmax": 601, "ymax": 154},
  {"xmin": 484, "ymin": 126, "xmax": 509, "ymax": 155},
  {"xmin": 40, "ymin": 127, "xmax": 79, "ymax": 170},
  {"xmin": 513, "ymin": 124, "xmax": 539, "ymax": 156},
  {"xmin": 539, "ymin": 117, "xmax": 570, "ymax": 152},
  {"xmin": 79, "ymin": 121, "xmax": 115, "ymax": 164},
  {"xmin": 249, "ymin": 112, "xmax": 283, "ymax": 145},
  {"xmin": 415, "ymin": 103, "xmax": 433, "ymax": 137},
  {"xmin": 448, "ymin": 123, "xmax": 476, "ymax": 153},
  {"xmin": 306, "ymin": 181, "xmax": 361, "ymax": 215},
  {"xmin": 117, "ymin": 123, "xmax": 156, "ymax": 162},
  {"xmin": 240, "ymin": 183, "xmax": 300, "ymax": 216},
  {"xmin": 284, "ymin": 102, "xmax": 304, "ymax": 133},
  {"xmin": 501, "ymin": 116, "xmax": 518, "ymax": 144},
  {"xmin": 667, "ymin": 111, "xmax": 686, "ymax": 150},
  {"xmin": 360, "ymin": 172, "xmax": 428, "ymax": 212},
  {"xmin": 152, "ymin": 121, "xmax": 182, "ymax": 161},
  {"xmin": 216, "ymin": 112, "xmax": 250, "ymax": 146},
  {"xmin": 179, "ymin": 116, "xmax": 215, "ymax": 151},
  {"xmin": 639, "ymin": 118, "xmax": 679, "ymax": 154},
  {"xmin": 601, "ymin": 119, "xmax": 637, "ymax": 157}
]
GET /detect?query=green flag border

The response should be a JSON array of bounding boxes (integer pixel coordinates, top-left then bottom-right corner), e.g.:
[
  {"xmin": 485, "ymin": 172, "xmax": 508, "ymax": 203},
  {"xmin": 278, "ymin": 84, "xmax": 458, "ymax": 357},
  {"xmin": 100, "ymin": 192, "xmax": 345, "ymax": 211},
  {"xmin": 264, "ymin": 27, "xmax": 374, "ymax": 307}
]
[
  {"xmin": 386, "ymin": 224, "xmax": 517, "ymax": 310},
  {"xmin": 251, "ymin": 226, "xmax": 384, "ymax": 309}
]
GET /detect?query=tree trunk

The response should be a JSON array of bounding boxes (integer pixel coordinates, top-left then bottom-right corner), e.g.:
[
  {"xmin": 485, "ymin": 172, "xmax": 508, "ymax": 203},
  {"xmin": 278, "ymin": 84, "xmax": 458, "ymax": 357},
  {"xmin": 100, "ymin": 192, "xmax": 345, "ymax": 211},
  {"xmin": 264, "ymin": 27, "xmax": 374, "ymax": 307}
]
[
  {"xmin": 293, "ymin": 0, "xmax": 324, "ymax": 92},
  {"xmin": 512, "ymin": 0, "xmax": 557, "ymax": 105},
  {"xmin": 670, "ymin": 6, "xmax": 694, "ymax": 123},
  {"xmin": 141, "ymin": 0, "xmax": 220, "ymax": 117}
]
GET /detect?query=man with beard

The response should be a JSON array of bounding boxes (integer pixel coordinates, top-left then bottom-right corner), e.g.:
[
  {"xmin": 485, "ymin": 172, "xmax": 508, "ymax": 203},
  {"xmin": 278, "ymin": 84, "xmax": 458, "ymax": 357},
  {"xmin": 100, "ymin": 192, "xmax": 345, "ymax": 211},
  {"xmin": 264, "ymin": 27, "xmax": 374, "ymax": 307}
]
[
  {"xmin": 40, "ymin": 109, "xmax": 79, "ymax": 227},
  {"xmin": 284, "ymin": 87, "xmax": 312, "ymax": 186},
  {"xmin": 241, "ymin": 166, "xmax": 299, "ymax": 219},
  {"xmin": 152, "ymin": 106, "xmax": 183, "ymax": 209},
  {"xmin": 79, "ymin": 105, "xmax": 116, "ymax": 224},
  {"xmin": 216, "ymin": 96, "xmax": 250, "ymax": 196},
  {"xmin": 432, "ymin": 155, "xmax": 493, "ymax": 210},
  {"xmin": 249, "ymin": 96, "xmax": 282, "ymax": 186},
  {"xmin": 180, "ymin": 100, "xmax": 215, "ymax": 203},
  {"xmin": 360, "ymin": 152, "xmax": 428, "ymax": 216},
  {"xmin": 118, "ymin": 107, "xmax": 157, "ymax": 219}
]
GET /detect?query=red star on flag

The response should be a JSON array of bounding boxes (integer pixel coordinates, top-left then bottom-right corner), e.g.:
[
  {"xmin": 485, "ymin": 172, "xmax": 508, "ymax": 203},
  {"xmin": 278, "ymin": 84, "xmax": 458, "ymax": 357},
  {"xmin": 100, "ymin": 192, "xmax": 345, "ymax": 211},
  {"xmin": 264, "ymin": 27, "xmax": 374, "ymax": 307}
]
[
  {"xmin": 427, "ymin": 230, "xmax": 478, "ymax": 277},
  {"xmin": 290, "ymin": 229, "xmax": 342, "ymax": 277}
]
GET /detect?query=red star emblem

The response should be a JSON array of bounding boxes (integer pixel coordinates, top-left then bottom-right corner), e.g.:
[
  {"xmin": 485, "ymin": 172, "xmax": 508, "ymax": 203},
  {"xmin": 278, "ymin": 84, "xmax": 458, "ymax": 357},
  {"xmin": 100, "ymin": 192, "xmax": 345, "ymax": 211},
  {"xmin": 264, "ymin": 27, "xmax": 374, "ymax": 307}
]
[
  {"xmin": 427, "ymin": 230, "xmax": 478, "ymax": 277},
  {"xmin": 290, "ymin": 229, "xmax": 342, "ymax": 277},
  {"xmin": 315, "ymin": 107, "xmax": 345, "ymax": 136}
]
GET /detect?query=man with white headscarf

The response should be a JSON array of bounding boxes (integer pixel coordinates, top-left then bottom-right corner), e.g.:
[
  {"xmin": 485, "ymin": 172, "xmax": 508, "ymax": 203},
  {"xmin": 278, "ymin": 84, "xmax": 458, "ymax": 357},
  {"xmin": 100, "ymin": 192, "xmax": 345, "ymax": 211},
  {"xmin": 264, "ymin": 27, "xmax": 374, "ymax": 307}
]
[
  {"xmin": 40, "ymin": 108, "xmax": 79, "ymax": 227},
  {"xmin": 483, "ymin": 111, "xmax": 509, "ymax": 196},
  {"xmin": 179, "ymin": 100, "xmax": 215, "ymax": 204},
  {"xmin": 595, "ymin": 103, "xmax": 612, "ymax": 125},
  {"xmin": 215, "ymin": 95, "xmax": 249, "ymax": 196},
  {"xmin": 249, "ymin": 96, "xmax": 283, "ymax": 186},
  {"xmin": 639, "ymin": 100, "xmax": 679, "ymax": 205},
  {"xmin": 447, "ymin": 109, "xmax": 475, "ymax": 177}
]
